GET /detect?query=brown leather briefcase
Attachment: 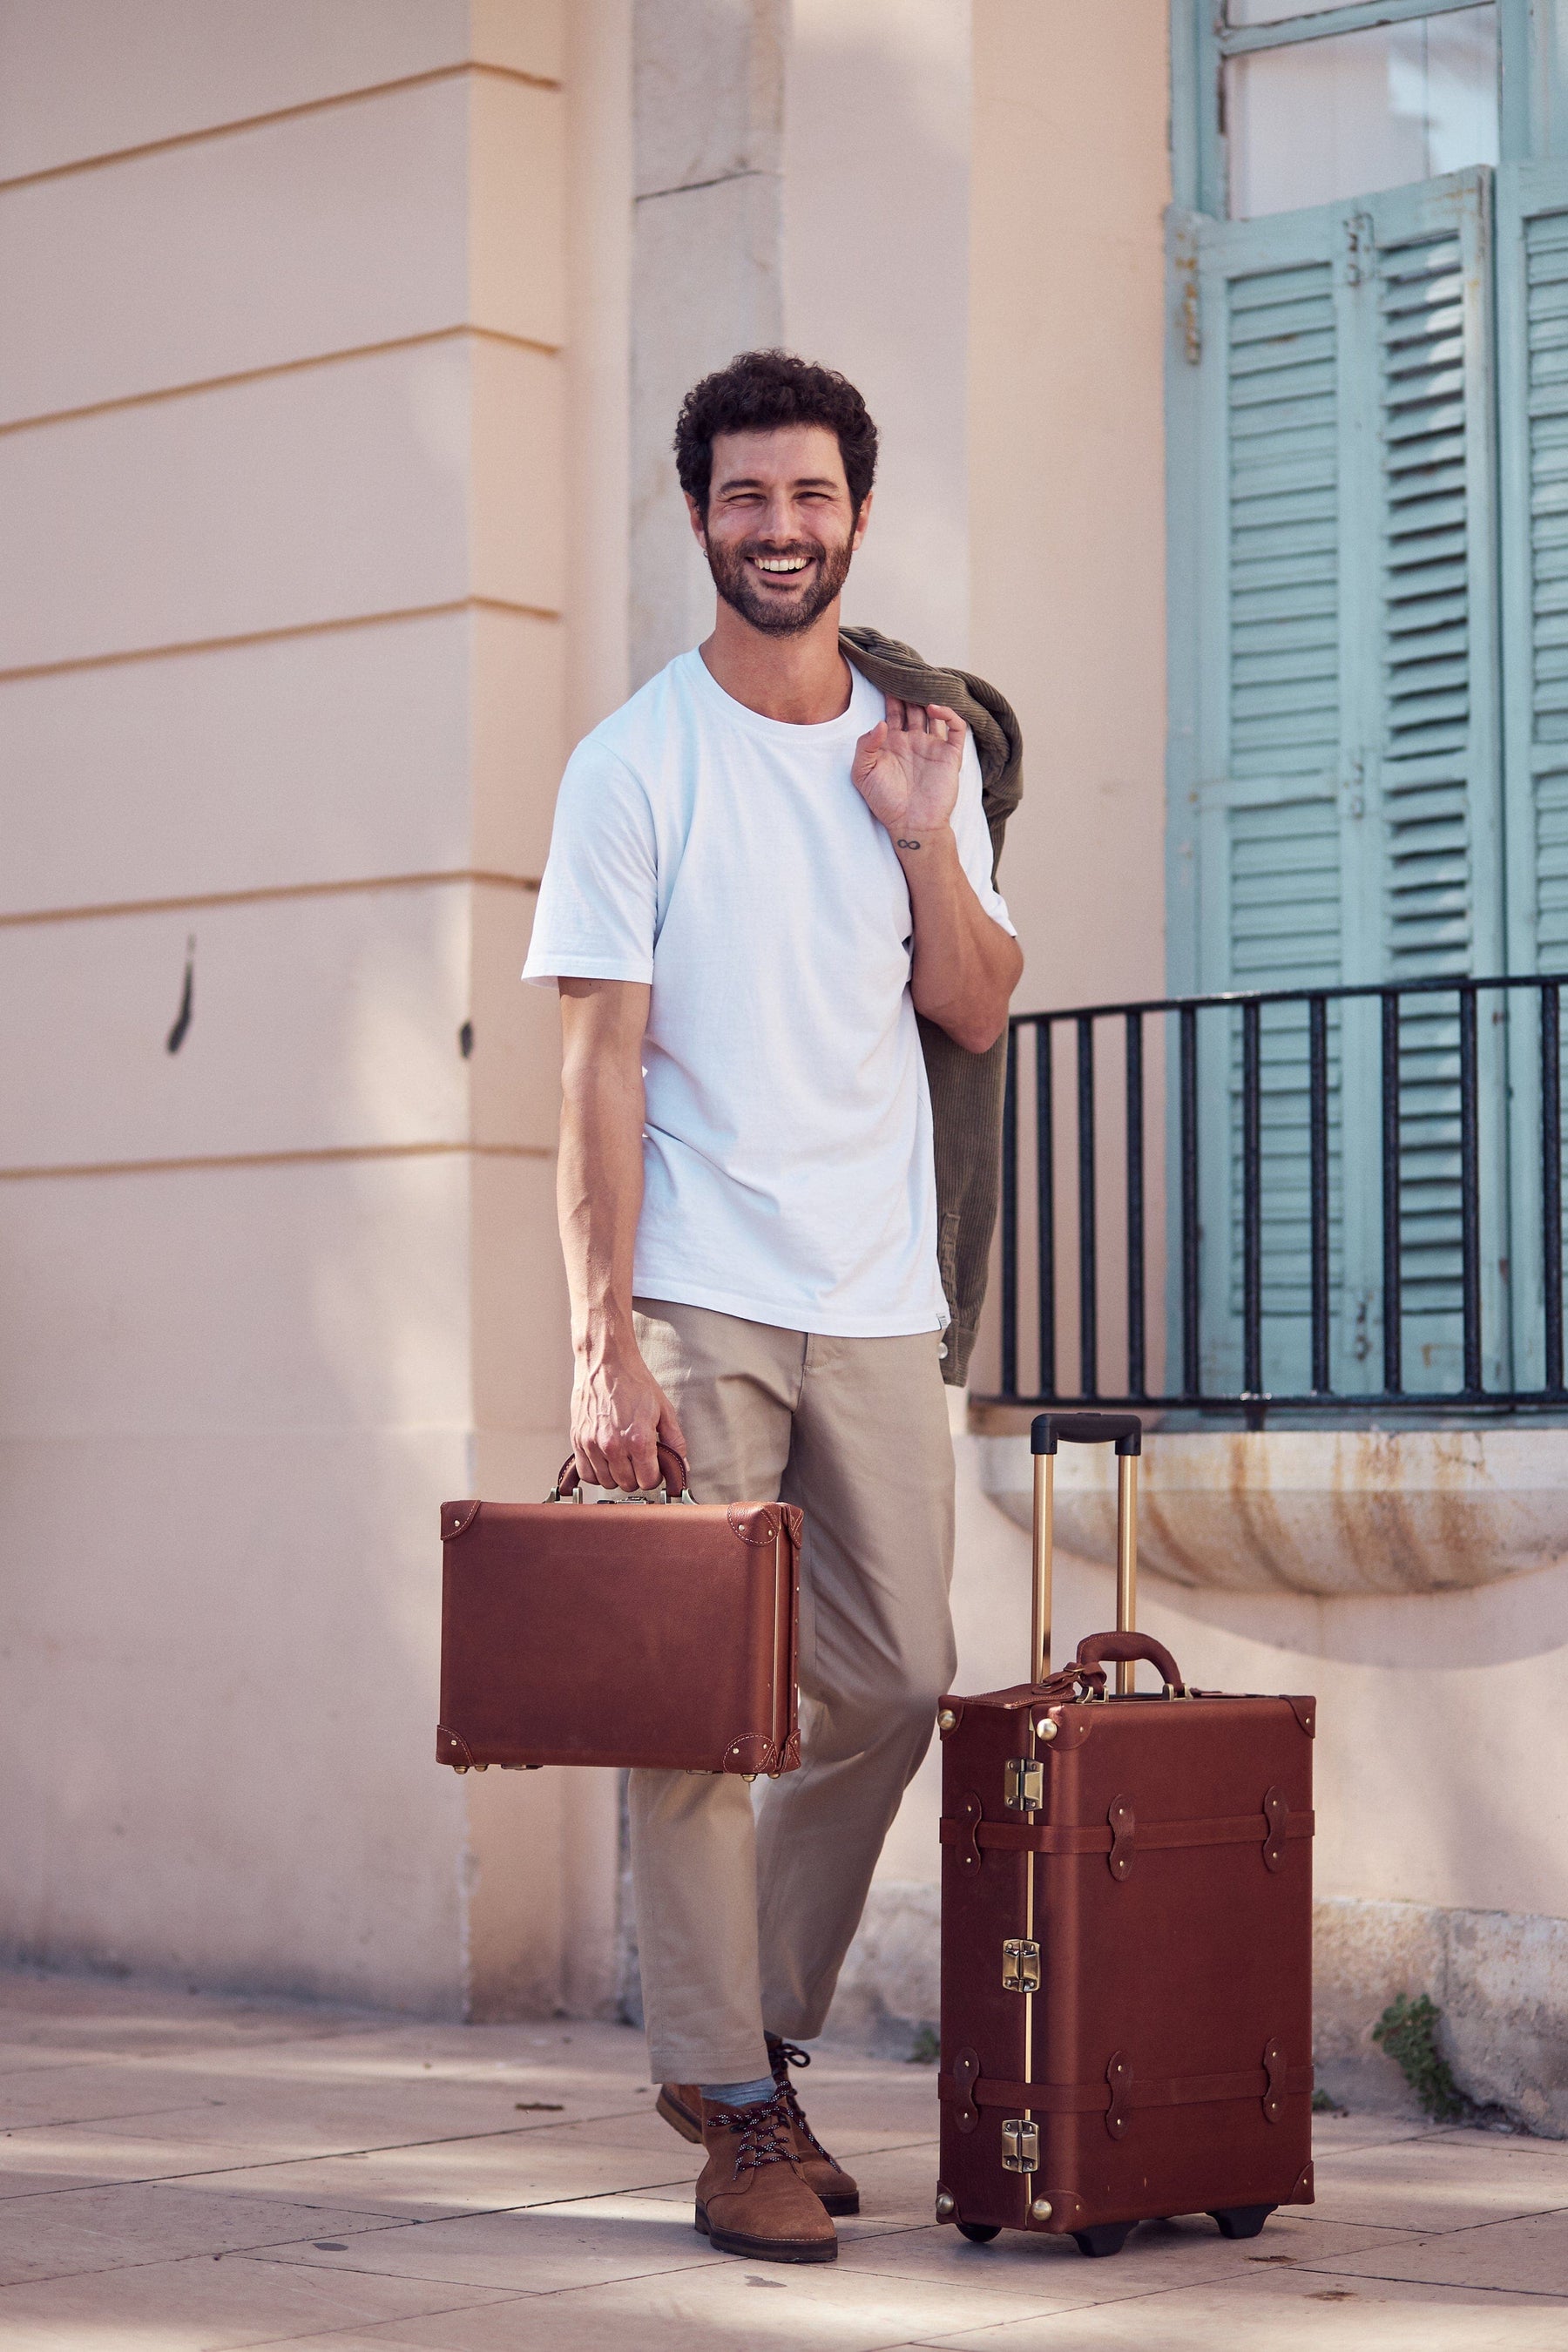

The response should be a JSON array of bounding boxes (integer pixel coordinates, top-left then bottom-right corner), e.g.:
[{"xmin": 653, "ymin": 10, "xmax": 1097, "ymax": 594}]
[
  {"xmin": 936, "ymin": 1411, "xmax": 1315, "ymax": 2259},
  {"xmin": 436, "ymin": 1447, "xmax": 801, "ymax": 1777}
]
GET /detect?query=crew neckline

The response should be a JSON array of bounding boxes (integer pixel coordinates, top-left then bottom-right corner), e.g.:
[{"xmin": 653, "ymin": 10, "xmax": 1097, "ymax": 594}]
[{"xmin": 686, "ymin": 645, "xmax": 872, "ymax": 740}]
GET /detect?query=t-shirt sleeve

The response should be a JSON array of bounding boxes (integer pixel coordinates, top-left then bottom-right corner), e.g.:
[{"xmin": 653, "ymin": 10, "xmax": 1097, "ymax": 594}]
[
  {"xmin": 522, "ymin": 740, "xmax": 658, "ymax": 987},
  {"xmin": 952, "ymin": 733, "xmax": 1016, "ymax": 936}
]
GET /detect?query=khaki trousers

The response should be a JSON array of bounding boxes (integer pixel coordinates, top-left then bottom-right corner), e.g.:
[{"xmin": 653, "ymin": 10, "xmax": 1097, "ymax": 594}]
[{"xmin": 628, "ymin": 1298, "xmax": 956, "ymax": 2085}]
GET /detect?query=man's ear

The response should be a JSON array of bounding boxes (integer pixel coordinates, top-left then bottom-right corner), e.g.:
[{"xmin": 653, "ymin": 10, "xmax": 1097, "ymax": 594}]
[
  {"xmin": 684, "ymin": 492, "xmax": 708, "ymax": 548},
  {"xmin": 851, "ymin": 488, "xmax": 874, "ymax": 551}
]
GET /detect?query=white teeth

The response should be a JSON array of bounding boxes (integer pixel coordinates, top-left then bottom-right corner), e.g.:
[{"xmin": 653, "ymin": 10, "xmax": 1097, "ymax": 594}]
[{"xmin": 755, "ymin": 557, "xmax": 808, "ymax": 572}]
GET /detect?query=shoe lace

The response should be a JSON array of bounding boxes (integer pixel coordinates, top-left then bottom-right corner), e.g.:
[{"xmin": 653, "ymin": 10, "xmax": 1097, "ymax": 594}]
[
  {"xmin": 711, "ymin": 2088, "xmax": 796, "ymax": 2176},
  {"xmin": 767, "ymin": 2036, "xmax": 839, "ymax": 2166}
]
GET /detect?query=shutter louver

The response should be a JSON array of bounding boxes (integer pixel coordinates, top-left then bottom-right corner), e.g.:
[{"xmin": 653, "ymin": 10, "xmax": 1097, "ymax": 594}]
[{"xmin": 1227, "ymin": 264, "xmax": 1340, "ymax": 782}]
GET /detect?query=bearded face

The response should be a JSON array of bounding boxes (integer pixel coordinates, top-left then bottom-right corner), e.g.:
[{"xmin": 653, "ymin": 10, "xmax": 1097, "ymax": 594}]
[{"xmin": 701, "ymin": 517, "xmax": 858, "ymax": 637}]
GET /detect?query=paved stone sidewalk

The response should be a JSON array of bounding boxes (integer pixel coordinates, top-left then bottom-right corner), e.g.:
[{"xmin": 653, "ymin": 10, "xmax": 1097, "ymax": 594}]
[{"xmin": 0, "ymin": 1967, "xmax": 1565, "ymax": 2349}]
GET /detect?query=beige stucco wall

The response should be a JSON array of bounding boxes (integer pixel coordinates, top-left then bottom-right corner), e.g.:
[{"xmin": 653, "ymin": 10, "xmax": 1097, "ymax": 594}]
[{"xmin": 0, "ymin": 0, "xmax": 606, "ymax": 2017}]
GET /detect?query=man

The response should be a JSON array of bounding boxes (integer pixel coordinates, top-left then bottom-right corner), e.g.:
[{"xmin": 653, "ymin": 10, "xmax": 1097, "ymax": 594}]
[{"xmin": 524, "ymin": 350, "xmax": 1023, "ymax": 2263}]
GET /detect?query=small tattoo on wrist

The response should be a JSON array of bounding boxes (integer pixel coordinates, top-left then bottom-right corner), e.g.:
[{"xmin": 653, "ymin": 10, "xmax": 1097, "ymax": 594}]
[{"xmin": 896, "ymin": 836, "xmax": 922, "ymax": 850}]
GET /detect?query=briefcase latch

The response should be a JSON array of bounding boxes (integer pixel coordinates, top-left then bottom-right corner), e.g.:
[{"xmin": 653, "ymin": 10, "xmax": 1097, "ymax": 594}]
[
  {"xmin": 1001, "ymin": 1937, "xmax": 1041, "ymax": 1993},
  {"xmin": 1004, "ymin": 1757, "xmax": 1044, "ymax": 1812},
  {"xmin": 1001, "ymin": 2118, "xmax": 1039, "ymax": 2172}
]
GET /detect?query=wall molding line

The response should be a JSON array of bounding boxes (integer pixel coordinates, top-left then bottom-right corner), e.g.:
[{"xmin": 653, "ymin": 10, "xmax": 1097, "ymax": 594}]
[
  {"xmin": 0, "ymin": 326, "xmax": 559, "ymax": 442},
  {"xmin": 0, "ymin": 870, "xmax": 541, "ymax": 931},
  {"xmin": 0, "ymin": 1140, "xmax": 551, "ymax": 1185},
  {"xmin": 0, "ymin": 62, "xmax": 561, "ymax": 196},
  {"xmin": 0, "ymin": 597, "xmax": 558, "ymax": 686}
]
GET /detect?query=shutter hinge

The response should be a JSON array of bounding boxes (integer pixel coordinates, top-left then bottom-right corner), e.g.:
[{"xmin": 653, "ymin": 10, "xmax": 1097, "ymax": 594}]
[
  {"xmin": 1005, "ymin": 1756, "xmax": 1044, "ymax": 1811},
  {"xmin": 1001, "ymin": 2118, "xmax": 1040, "ymax": 2173},
  {"xmin": 1345, "ymin": 213, "xmax": 1375, "ymax": 286},
  {"xmin": 1173, "ymin": 219, "xmax": 1201, "ymax": 363},
  {"xmin": 1003, "ymin": 1937, "xmax": 1042, "ymax": 1992}
]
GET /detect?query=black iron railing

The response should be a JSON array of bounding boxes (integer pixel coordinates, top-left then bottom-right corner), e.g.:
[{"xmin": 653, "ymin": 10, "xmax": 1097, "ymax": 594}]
[{"xmin": 984, "ymin": 972, "xmax": 1568, "ymax": 1418}]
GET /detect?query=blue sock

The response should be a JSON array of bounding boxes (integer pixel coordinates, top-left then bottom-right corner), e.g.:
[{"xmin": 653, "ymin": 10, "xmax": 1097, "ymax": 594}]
[{"xmin": 700, "ymin": 2074, "xmax": 776, "ymax": 2108}]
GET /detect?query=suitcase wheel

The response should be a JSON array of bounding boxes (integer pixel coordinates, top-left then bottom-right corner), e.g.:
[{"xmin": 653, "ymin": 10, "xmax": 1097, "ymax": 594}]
[
  {"xmin": 1209, "ymin": 2204, "xmax": 1275, "ymax": 2241},
  {"xmin": 956, "ymin": 2221, "xmax": 1001, "ymax": 2244},
  {"xmin": 1071, "ymin": 2222, "xmax": 1133, "ymax": 2259}
]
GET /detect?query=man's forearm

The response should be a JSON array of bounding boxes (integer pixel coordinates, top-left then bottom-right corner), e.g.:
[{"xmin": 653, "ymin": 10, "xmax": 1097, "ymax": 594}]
[
  {"xmin": 558, "ymin": 1053, "xmax": 645, "ymax": 1362},
  {"xmin": 899, "ymin": 826, "xmax": 1023, "ymax": 1052}
]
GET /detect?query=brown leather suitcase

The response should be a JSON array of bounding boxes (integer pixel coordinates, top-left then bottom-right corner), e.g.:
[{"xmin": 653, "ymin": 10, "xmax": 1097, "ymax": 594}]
[
  {"xmin": 436, "ymin": 1448, "xmax": 801, "ymax": 1777},
  {"xmin": 936, "ymin": 1411, "xmax": 1315, "ymax": 2258}
]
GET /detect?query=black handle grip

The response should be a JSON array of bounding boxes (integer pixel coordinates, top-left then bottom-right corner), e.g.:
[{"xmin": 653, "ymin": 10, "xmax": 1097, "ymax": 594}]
[{"xmin": 1031, "ymin": 1411, "xmax": 1142, "ymax": 1457}]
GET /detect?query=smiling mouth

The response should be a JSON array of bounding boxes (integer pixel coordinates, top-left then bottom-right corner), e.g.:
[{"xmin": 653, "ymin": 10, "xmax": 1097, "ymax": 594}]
[{"xmin": 749, "ymin": 553, "xmax": 815, "ymax": 578}]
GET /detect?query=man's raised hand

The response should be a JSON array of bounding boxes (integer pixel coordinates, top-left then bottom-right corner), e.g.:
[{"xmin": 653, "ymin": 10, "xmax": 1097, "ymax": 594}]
[{"xmin": 850, "ymin": 698, "xmax": 967, "ymax": 847}]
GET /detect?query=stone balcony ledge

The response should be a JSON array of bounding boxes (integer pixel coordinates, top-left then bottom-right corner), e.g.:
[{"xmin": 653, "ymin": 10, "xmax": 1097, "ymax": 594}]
[{"xmin": 970, "ymin": 1420, "xmax": 1568, "ymax": 1595}]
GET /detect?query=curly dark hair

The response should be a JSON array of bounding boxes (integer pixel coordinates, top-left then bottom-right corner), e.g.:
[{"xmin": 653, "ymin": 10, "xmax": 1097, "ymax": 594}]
[{"xmin": 673, "ymin": 350, "xmax": 879, "ymax": 517}]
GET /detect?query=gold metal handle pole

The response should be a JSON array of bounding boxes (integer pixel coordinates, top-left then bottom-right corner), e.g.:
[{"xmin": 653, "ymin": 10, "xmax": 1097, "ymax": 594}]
[
  {"xmin": 1031, "ymin": 1451, "xmax": 1053, "ymax": 1683},
  {"xmin": 1115, "ymin": 1455, "xmax": 1138, "ymax": 1694}
]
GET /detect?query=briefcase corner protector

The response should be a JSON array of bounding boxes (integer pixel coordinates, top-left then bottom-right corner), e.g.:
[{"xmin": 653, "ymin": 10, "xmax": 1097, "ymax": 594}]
[
  {"xmin": 441, "ymin": 1500, "xmax": 482, "ymax": 1541},
  {"xmin": 436, "ymin": 1723, "xmax": 478, "ymax": 1771}
]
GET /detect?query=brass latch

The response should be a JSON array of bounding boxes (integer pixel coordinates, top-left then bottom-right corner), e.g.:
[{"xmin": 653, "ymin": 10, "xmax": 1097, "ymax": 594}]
[
  {"xmin": 1002, "ymin": 1937, "xmax": 1041, "ymax": 1992},
  {"xmin": 1001, "ymin": 2118, "xmax": 1039, "ymax": 2173},
  {"xmin": 1005, "ymin": 1757, "xmax": 1044, "ymax": 1812}
]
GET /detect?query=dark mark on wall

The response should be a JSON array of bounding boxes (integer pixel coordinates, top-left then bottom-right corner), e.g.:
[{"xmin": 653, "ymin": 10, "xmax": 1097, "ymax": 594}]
[
  {"xmin": 459, "ymin": 1020, "xmax": 474, "ymax": 1058},
  {"xmin": 166, "ymin": 937, "xmax": 195, "ymax": 1053}
]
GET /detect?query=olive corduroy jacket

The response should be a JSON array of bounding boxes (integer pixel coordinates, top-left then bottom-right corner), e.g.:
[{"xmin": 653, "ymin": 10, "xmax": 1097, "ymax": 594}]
[{"xmin": 840, "ymin": 624, "xmax": 1024, "ymax": 1388}]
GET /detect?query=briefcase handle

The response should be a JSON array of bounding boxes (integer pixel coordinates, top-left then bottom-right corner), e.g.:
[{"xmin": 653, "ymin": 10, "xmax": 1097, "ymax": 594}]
[{"xmin": 549, "ymin": 1446, "xmax": 693, "ymax": 1503}]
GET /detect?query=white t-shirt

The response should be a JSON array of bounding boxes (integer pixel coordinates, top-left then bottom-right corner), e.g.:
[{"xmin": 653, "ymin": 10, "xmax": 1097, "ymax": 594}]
[{"xmin": 524, "ymin": 648, "xmax": 1014, "ymax": 1336}]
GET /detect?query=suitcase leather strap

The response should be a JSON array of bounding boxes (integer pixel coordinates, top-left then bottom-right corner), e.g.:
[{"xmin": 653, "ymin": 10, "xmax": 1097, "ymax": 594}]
[
  {"xmin": 939, "ymin": 2046, "xmax": 1312, "ymax": 2138},
  {"xmin": 940, "ymin": 1801, "xmax": 1313, "ymax": 1875}
]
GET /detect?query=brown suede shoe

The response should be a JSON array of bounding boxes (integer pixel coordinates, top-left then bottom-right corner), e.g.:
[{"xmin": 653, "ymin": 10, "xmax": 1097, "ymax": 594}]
[
  {"xmin": 766, "ymin": 2033, "xmax": 861, "ymax": 2216},
  {"xmin": 693, "ymin": 2090, "xmax": 837, "ymax": 2263},
  {"xmin": 655, "ymin": 2081, "xmax": 703, "ymax": 2144}
]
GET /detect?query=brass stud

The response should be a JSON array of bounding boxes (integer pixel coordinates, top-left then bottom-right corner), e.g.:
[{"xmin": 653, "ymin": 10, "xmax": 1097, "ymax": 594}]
[
  {"xmin": 935, "ymin": 2188, "xmax": 956, "ymax": 2220},
  {"xmin": 938, "ymin": 1708, "xmax": 957, "ymax": 1732},
  {"xmin": 1031, "ymin": 2196, "xmax": 1053, "ymax": 2221},
  {"xmin": 1036, "ymin": 1717, "xmax": 1058, "ymax": 1740}
]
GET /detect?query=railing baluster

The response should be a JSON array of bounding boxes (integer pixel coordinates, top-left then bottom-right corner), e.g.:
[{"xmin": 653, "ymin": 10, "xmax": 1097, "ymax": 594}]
[
  {"xmin": 1001, "ymin": 1020, "xmax": 1018, "ymax": 1401},
  {"xmin": 1544, "ymin": 982, "xmax": 1564, "ymax": 1395},
  {"xmin": 1078, "ymin": 1013, "xmax": 1098, "ymax": 1399},
  {"xmin": 1382, "ymin": 990, "xmax": 1402, "ymax": 1396},
  {"xmin": 1180, "ymin": 1004, "xmax": 1200, "ymax": 1396},
  {"xmin": 1459, "ymin": 983, "xmax": 1482, "ymax": 1395},
  {"xmin": 1308, "ymin": 995, "xmax": 1330, "ymax": 1393},
  {"xmin": 1242, "ymin": 1000, "xmax": 1262, "ymax": 1396},
  {"xmin": 1036, "ymin": 1020, "xmax": 1056, "ymax": 1399},
  {"xmin": 1125, "ymin": 1011, "xmax": 1146, "ymax": 1398}
]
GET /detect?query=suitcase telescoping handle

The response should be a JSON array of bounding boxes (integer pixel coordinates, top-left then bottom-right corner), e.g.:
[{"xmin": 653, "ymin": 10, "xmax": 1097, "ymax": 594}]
[{"xmin": 1030, "ymin": 1411, "xmax": 1142, "ymax": 1695}]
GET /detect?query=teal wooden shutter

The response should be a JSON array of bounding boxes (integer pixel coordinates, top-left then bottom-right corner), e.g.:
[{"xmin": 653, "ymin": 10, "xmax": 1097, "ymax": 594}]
[
  {"xmin": 1498, "ymin": 160, "xmax": 1568, "ymax": 1382},
  {"xmin": 1186, "ymin": 198, "xmax": 1348, "ymax": 1396},
  {"xmin": 1360, "ymin": 172, "xmax": 1508, "ymax": 1395},
  {"xmin": 1179, "ymin": 169, "xmax": 1505, "ymax": 1396}
]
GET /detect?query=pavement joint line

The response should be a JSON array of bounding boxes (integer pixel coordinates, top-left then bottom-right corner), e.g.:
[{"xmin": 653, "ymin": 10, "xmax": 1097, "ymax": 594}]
[
  {"xmin": 1284, "ymin": 2259, "xmax": 1568, "ymax": 2298},
  {"xmin": 2, "ymin": 2099, "xmax": 232, "ymax": 2132}
]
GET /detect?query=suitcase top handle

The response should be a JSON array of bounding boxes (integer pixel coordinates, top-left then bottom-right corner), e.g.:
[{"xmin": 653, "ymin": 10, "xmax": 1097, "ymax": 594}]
[
  {"xmin": 550, "ymin": 1446, "xmax": 693, "ymax": 1503},
  {"xmin": 1075, "ymin": 1628, "xmax": 1186, "ymax": 1694},
  {"xmin": 1031, "ymin": 1411, "xmax": 1142, "ymax": 1457}
]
